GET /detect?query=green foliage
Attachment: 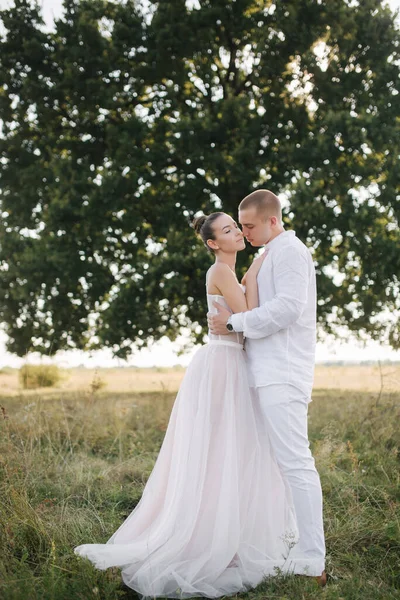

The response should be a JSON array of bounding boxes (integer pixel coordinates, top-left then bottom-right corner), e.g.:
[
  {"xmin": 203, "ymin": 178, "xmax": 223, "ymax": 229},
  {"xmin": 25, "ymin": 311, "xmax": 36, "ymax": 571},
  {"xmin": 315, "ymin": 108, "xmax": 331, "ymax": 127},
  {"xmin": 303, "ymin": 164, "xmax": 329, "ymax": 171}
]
[
  {"xmin": 0, "ymin": 0, "xmax": 399, "ymax": 358},
  {"xmin": 19, "ymin": 364, "xmax": 62, "ymax": 389}
]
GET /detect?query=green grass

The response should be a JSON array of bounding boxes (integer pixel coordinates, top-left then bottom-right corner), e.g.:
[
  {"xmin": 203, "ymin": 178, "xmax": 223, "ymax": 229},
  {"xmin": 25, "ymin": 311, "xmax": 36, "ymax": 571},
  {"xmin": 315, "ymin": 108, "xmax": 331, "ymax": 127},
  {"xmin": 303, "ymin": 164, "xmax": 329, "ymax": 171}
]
[{"xmin": 0, "ymin": 383, "xmax": 399, "ymax": 599}]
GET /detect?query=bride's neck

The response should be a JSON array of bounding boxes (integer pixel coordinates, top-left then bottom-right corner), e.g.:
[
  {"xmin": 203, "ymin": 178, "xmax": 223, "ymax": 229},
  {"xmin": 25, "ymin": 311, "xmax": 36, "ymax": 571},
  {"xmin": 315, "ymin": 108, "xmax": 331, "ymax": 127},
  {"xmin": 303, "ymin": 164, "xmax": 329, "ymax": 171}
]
[{"xmin": 214, "ymin": 253, "xmax": 236, "ymax": 273}]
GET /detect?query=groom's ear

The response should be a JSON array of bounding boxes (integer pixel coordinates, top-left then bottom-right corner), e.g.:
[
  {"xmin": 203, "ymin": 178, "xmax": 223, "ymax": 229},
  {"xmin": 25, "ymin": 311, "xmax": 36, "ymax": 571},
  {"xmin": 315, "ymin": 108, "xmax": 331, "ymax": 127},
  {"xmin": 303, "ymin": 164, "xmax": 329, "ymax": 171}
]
[{"xmin": 270, "ymin": 216, "xmax": 278, "ymax": 226}]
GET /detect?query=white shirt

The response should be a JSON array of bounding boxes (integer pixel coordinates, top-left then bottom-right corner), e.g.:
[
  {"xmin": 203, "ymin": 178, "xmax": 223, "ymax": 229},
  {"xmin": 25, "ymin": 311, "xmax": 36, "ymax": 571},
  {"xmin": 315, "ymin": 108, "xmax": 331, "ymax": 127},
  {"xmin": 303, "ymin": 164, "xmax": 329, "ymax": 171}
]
[{"xmin": 230, "ymin": 230, "xmax": 316, "ymax": 397}]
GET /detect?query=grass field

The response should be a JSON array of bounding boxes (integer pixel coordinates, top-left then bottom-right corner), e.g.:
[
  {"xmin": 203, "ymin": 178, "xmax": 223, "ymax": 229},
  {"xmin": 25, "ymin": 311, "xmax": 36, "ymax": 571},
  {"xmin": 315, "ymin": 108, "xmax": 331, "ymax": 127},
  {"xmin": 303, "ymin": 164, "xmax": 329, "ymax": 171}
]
[{"xmin": 0, "ymin": 364, "xmax": 399, "ymax": 599}]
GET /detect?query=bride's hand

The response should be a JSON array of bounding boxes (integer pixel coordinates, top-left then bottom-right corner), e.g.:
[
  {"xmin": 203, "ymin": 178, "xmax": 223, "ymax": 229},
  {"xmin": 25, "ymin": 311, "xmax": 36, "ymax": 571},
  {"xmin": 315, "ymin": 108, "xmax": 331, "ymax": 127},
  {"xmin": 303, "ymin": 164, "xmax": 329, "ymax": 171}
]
[{"xmin": 244, "ymin": 250, "xmax": 268, "ymax": 279}]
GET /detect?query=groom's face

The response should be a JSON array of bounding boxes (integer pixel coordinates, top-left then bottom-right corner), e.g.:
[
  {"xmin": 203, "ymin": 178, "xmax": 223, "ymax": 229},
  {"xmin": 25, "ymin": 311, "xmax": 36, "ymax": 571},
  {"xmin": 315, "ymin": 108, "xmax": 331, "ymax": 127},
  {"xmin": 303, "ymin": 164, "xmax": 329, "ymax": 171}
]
[{"xmin": 238, "ymin": 207, "xmax": 273, "ymax": 247}]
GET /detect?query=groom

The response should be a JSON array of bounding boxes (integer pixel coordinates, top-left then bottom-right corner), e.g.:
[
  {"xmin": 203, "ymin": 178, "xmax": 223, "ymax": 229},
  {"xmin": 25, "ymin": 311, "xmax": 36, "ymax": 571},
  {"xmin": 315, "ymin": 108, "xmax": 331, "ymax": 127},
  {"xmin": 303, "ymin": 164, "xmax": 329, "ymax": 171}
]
[{"xmin": 207, "ymin": 189, "xmax": 327, "ymax": 586}]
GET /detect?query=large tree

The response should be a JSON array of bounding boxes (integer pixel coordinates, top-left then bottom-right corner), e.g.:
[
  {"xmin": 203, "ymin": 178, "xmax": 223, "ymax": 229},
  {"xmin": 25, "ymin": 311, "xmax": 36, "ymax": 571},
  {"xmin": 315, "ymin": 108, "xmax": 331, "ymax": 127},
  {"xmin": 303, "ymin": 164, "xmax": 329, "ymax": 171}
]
[{"xmin": 0, "ymin": 0, "xmax": 399, "ymax": 359}]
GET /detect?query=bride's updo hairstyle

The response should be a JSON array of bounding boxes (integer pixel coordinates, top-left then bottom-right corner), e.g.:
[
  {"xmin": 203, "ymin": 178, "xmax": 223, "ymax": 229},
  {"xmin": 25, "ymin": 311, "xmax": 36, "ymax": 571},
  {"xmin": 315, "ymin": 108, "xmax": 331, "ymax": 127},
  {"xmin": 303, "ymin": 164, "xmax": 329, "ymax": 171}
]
[{"xmin": 192, "ymin": 212, "xmax": 224, "ymax": 254}]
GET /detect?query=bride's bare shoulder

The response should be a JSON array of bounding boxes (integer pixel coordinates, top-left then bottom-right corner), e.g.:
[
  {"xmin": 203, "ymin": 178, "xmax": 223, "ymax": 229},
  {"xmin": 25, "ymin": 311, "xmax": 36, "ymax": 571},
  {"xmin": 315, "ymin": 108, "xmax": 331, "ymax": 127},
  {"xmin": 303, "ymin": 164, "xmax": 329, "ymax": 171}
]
[
  {"xmin": 207, "ymin": 263, "xmax": 234, "ymax": 281},
  {"xmin": 208, "ymin": 263, "xmax": 232, "ymax": 276},
  {"xmin": 206, "ymin": 263, "xmax": 235, "ymax": 295}
]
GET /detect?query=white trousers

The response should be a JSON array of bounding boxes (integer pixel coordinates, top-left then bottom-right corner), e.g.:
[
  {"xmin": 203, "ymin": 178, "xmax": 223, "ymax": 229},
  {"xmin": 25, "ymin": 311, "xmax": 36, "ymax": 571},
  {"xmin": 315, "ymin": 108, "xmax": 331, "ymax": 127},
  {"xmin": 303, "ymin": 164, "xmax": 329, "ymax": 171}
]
[{"xmin": 255, "ymin": 384, "xmax": 326, "ymax": 576}]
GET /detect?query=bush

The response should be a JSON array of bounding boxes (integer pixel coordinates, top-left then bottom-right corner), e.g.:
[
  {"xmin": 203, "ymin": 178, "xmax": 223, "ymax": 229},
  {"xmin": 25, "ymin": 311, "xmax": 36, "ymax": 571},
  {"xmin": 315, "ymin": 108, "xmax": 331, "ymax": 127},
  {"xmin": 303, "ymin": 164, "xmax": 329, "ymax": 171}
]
[
  {"xmin": 19, "ymin": 364, "xmax": 62, "ymax": 389},
  {"xmin": 89, "ymin": 371, "xmax": 107, "ymax": 394},
  {"xmin": 0, "ymin": 366, "xmax": 15, "ymax": 374}
]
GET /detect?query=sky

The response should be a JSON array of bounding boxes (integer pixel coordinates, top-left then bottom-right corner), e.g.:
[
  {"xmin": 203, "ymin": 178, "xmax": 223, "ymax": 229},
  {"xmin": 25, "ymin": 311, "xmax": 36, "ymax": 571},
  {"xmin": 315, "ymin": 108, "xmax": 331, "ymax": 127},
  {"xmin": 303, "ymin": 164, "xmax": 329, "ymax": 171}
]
[
  {"xmin": 0, "ymin": 0, "xmax": 397, "ymax": 31},
  {"xmin": 0, "ymin": 0, "xmax": 399, "ymax": 368}
]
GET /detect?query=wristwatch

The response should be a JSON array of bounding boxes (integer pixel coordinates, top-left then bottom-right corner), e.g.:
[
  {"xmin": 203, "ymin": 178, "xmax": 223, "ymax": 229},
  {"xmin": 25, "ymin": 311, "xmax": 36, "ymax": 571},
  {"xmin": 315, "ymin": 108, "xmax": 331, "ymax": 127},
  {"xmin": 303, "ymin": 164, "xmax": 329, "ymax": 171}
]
[{"xmin": 226, "ymin": 316, "xmax": 234, "ymax": 332}]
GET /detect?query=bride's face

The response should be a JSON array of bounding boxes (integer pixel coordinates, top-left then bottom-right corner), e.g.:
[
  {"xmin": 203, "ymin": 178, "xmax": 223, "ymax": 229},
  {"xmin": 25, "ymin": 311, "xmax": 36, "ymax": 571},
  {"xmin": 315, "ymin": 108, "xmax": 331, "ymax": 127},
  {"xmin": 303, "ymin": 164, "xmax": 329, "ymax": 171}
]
[{"xmin": 206, "ymin": 214, "xmax": 245, "ymax": 253}]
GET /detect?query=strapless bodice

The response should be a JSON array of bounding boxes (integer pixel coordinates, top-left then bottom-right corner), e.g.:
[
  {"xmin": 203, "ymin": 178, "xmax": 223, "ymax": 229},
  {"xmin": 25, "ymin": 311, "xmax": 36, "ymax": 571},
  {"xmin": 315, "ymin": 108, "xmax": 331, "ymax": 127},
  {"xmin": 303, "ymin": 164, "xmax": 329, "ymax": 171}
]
[{"xmin": 206, "ymin": 284, "xmax": 245, "ymax": 345}]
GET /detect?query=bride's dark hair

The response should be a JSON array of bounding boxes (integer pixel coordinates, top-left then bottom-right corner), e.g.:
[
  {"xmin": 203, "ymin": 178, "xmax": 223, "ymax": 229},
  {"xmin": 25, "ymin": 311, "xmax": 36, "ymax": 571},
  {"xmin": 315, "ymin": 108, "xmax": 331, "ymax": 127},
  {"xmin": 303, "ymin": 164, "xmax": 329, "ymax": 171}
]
[{"xmin": 192, "ymin": 212, "xmax": 224, "ymax": 254}]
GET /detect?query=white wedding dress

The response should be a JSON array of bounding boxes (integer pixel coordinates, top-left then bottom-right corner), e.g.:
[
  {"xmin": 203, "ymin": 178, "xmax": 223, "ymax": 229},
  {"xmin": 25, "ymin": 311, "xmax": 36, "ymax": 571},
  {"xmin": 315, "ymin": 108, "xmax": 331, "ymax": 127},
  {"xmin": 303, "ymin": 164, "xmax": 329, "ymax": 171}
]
[{"xmin": 74, "ymin": 285, "xmax": 300, "ymax": 598}]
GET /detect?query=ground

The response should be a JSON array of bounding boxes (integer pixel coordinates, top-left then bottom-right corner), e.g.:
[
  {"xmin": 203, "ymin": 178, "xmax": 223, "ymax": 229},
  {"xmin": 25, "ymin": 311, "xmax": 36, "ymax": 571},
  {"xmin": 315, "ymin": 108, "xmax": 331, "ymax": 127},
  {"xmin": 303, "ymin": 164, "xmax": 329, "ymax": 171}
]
[{"xmin": 0, "ymin": 363, "xmax": 399, "ymax": 599}]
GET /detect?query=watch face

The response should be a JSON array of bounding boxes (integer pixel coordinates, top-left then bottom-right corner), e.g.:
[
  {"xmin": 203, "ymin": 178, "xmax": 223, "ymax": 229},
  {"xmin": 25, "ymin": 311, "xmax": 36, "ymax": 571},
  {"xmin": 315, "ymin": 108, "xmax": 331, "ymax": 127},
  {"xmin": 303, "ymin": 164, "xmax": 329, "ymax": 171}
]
[{"xmin": 226, "ymin": 323, "xmax": 233, "ymax": 331}]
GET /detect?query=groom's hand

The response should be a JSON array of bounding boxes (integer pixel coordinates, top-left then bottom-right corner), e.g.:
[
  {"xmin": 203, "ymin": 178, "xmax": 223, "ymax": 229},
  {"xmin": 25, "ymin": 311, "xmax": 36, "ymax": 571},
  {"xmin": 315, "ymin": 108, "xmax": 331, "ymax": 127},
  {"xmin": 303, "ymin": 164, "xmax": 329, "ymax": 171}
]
[{"xmin": 207, "ymin": 302, "xmax": 232, "ymax": 335}]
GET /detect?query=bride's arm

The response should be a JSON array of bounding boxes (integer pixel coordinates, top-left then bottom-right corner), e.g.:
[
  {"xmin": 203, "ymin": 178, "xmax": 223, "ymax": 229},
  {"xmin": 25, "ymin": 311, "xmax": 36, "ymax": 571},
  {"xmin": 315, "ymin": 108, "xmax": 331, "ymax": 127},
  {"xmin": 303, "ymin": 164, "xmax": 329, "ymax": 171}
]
[
  {"xmin": 208, "ymin": 264, "xmax": 248, "ymax": 313},
  {"xmin": 208, "ymin": 254, "xmax": 267, "ymax": 314},
  {"xmin": 243, "ymin": 271, "xmax": 259, "ymax": 310},
  {"xmin": 241, "ymin": 252, "xmax": 267, "ymax": 310}
]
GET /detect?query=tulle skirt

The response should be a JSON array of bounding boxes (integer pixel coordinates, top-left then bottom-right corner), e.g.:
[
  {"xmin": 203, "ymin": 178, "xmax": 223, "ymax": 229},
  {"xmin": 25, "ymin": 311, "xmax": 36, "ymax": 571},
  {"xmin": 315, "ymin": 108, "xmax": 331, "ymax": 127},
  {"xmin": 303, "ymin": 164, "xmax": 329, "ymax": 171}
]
[{"xmin": 74, "ymin": 340, "xmax": 299, "ymax": 598}]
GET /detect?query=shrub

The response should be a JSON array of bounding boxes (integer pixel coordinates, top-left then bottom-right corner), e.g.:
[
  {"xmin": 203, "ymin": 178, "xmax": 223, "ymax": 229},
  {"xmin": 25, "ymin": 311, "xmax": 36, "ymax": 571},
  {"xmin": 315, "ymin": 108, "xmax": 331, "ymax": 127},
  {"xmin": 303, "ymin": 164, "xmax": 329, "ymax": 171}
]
[
  {"xmin": 19, "ymin": 364, "xmax": 62, "ymax": 389},
  {"xmin": 90, "ymin": 371, "xmax": 107, "ymax": 394}
]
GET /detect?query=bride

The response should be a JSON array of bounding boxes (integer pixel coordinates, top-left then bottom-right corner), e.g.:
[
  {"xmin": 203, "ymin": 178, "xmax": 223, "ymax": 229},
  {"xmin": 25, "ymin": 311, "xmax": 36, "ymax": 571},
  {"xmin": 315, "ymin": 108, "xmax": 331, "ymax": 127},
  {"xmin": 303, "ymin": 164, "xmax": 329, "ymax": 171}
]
[{"xmin": 74, "ymin": 211, "xmax": 299, "ymax": 598}]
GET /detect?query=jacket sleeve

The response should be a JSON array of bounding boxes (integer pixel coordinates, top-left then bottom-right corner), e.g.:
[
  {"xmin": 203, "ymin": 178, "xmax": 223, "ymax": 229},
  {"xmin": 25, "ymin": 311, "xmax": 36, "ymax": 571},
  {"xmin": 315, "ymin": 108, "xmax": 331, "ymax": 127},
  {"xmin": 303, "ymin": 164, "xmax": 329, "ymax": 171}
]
[{"xmin": 230, "ymin": 245, "xmax": 310, "ymax": 339}]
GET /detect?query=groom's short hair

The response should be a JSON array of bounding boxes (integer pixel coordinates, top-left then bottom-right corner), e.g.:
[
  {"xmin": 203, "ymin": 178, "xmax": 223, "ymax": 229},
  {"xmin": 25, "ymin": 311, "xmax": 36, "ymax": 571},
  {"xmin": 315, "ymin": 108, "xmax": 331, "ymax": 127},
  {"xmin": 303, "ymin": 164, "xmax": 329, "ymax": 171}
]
[{"xmin": 239, "ymin": 189, "xmax": 282, "ymax": 223}]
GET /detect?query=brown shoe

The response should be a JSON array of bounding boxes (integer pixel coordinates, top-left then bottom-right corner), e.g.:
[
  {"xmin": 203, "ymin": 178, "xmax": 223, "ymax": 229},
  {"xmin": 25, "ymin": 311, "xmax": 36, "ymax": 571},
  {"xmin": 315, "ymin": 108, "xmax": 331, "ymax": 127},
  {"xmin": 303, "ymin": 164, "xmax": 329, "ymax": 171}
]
[
  {"xmin": 296, "ymin": 570, "xmax": 328, "ymax": 587},
  {"xmin": 315, "ymin": 570, "xmax": 327, "ymax": 587}
]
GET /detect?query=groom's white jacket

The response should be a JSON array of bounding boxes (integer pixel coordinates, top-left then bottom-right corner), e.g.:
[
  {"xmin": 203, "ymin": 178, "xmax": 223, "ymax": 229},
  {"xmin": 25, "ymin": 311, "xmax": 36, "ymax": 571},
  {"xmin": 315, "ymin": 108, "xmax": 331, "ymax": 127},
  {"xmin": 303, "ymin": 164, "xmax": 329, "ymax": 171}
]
[{"xmin": 230, "ymin": 230, "xmax": 317, "ymax": 398}]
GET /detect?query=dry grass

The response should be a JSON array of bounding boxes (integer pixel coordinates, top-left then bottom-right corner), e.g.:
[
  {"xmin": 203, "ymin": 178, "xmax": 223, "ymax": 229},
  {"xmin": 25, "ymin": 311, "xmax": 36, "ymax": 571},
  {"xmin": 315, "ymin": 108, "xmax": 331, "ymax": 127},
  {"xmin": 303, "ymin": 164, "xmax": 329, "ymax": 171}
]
[
  {"xmin": 1, "ymin": 362, "xmax": 399, "ymax": 398},
  {"xmin": 0, "ymin": 366, "xmax": 185, "ymax": 396},
  {"xmin": 313, "ymin": 363, "xmax": 400, "ymax": 392},
  {"xmin": 0, "ymin": 363, "xmax": 399, "ymax": 600}
]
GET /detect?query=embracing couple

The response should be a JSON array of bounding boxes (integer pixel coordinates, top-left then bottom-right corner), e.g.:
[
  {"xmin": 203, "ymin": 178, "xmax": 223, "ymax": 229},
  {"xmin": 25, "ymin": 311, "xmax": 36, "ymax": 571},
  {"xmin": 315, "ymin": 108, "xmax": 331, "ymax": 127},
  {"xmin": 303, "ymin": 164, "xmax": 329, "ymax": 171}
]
[{"xmin": 74, "ymin": 189, "xmax": 327, "ymax": 598}]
